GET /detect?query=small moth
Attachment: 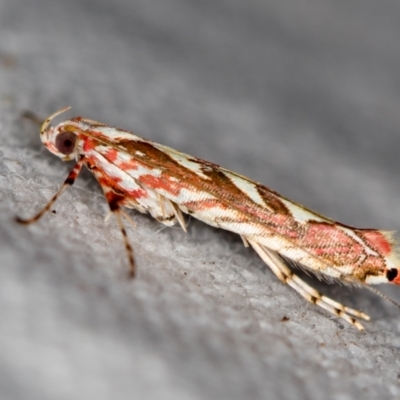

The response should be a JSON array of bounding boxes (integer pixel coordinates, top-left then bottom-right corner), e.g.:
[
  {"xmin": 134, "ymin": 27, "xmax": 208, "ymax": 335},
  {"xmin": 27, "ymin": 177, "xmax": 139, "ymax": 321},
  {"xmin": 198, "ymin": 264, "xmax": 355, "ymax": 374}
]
[{"xmin": 17, "ymin": 107, "xmax": 400, "ymax": 330}]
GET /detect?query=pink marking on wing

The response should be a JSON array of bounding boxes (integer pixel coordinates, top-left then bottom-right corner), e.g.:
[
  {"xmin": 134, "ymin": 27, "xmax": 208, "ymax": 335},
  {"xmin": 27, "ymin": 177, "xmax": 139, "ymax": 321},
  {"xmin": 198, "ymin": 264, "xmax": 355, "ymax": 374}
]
[
  {"xmin": 105, "ymin": 148, "xmax": 118, "ymax": 162},
  {"xmin": 355, "ymin": 230, "xmax": 392, "ymax": 256},
  {"xmin": 125, "ymin": 188, "xmax": 148, "ymax": 199},
  {"xmin": 139, "ymin": 174, "xmax": 180, "ymax": 196},
  {"xmin": 83, "ymin": 137, "xmax": 97, "ymax": 152},
  {"xmin": 98, "ymin": 147, "xmax": 142, "ymax": 171},
  {"xmin": 97, "ymin": 173, "xmax": 121, "ymax": 186},
  {"xmin": 303, "ymin": 223, "xmax": 363, "ymax": 262},
  {"xmin": 294, "ymin": 223, "xmax": 395, "ymax": 277},
  {"xmin": 118, "ymin": 160, "xmax": 140, "ymax": 171}
]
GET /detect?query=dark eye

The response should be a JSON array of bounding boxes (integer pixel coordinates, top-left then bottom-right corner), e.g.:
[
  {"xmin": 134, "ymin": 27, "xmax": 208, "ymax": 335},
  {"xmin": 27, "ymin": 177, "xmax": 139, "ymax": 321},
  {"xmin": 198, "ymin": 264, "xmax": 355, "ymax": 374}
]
[{"xmin": 55, "ymin": 131, "xmax": 76, "ymax": 155}]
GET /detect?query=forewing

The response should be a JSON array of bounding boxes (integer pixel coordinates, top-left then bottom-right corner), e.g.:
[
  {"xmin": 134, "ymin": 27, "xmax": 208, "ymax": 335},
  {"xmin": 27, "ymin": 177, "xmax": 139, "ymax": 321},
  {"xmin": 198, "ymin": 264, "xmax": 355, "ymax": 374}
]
[{"xmin": 76, "ymin": 121, "xmax": 396, "ymax": 284}]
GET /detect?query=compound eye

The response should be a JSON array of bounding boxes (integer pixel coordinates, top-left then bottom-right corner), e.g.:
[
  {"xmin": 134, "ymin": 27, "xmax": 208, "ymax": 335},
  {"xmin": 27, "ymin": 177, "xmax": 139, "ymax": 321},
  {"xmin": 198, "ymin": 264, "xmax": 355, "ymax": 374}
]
[{"xmin": 55, "ymin": 131, "xmax": 76, "ymax": 155}]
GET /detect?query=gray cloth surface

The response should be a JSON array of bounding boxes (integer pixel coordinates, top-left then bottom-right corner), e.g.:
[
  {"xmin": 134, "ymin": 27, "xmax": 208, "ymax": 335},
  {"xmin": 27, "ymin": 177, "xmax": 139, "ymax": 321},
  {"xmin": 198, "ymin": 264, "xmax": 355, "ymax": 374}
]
[{"xmin": 1, "ymin": 0, "xmax": 400, "ymax": 399}]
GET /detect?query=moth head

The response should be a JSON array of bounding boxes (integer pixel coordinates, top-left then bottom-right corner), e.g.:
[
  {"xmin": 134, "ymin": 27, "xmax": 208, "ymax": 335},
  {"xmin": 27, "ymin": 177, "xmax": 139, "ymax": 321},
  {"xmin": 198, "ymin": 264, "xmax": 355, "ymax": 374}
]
[{"xmin": 40, "ymin": 106, "xmax": 81, "ymax": 161}]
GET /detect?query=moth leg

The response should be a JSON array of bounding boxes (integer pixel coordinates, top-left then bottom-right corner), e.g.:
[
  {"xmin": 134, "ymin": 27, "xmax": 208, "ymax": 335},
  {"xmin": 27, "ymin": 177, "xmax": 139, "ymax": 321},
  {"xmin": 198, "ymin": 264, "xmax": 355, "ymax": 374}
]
[
  {"xmin": 108, "ymin": 202, "xmax": 136, "ymax": 278},
  {"xmin": 119, "ymin": 209, "xmax": 137, "ymax": 228},
  {"xmin": 87, "ymin": 159, "xmax": 137, "ymax": 278},
  {"xmin": 105, "ymin": 209, "xmax": 137, "ymax": 230},
  {"xmin": 248, "ymin": 239, "xmax": 369, "ymax": 330},
  {"xmin": 240, "ymin": 235, "xmax": 250, "ymax": 247},
  {"xmin": 104, "ymin": 211, "xmax": 113, "ymax": 223},
  {"xmin": 157, "ymin": 193, "xmax": 166, "ymax": 219},
  {"xmin": 16, "ymin": 157, "xmax": 85, "ymax": 224},
  {"xmin": 157, "ymin": 195, "xmax": 187, "ymax": 233},
  {"xmin": 170, "ymin": 201, "xmax": 187, "ymax": 233}
]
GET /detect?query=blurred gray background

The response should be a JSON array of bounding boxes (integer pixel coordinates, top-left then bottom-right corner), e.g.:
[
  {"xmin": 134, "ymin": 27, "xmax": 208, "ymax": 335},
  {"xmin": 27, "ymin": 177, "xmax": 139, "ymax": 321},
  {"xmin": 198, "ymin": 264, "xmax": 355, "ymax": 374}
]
[{"xmin": 1, "ymin": 0, "xmax": 400, "ymax": 399}]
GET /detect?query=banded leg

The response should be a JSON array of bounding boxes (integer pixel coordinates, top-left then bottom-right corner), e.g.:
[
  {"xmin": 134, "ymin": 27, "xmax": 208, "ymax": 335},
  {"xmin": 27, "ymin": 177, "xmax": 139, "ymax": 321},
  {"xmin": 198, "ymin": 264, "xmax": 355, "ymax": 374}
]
[
  {"xmin": 247, "ymin": 239, "xmax": 370, "ymax": 330},
  {"xmin": 88, "ymin": 160, "xmax": 137, "ymax": 278},
  {"xmin": 16, "ymin": 157, "xmax": 85, "ymax": 224},
  {"xmin": 113, "ymin": 207, "xmax": 136, "ymax": 278}
]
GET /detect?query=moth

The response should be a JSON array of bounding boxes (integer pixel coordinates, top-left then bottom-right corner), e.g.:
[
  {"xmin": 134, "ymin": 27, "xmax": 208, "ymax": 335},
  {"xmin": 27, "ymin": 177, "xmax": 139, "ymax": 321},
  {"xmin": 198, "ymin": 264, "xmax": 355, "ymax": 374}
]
[{"xmin": 17, "ymin": 107, "xmax": 400, "ymax": 330}]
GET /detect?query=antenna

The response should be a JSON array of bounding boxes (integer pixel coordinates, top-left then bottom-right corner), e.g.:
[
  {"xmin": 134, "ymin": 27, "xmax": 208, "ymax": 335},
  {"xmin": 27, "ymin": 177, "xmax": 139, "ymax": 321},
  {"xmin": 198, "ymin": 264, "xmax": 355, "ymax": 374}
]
[
  {"xmin": 40, "ymin": 106, "xmax": 71, "ymax": 135},
  {"xmin": 364, "ymin": 285, "xmax": 400, "ymax": 310}
]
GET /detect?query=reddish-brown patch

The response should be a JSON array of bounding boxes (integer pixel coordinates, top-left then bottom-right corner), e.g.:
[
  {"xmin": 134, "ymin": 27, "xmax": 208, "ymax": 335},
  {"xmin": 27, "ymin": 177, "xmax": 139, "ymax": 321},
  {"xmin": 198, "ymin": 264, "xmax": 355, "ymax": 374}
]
[
  {"xmin": 82, "ymin": 137, "xmax": 97, "ymax": 152},
  {"xmin": 256, "ymin": 185, "xmax": 291, "ymax": 216},
  {"xmin": 98, "ymin": 172, "xmax": 122, "ymax": 187},
  {"xmin": 125, "ymin": 188, "xmax": 148, "ymax": 200},
  {"xmin": 105, "ymin": 148, "xmax": 119, "ymax": 162},
  {"xmin": 139, "ymin": 173, "xmax": 181, "ymax": 196},
  {"xmin": 118, "ymin": 160, "xmax": 140, "ymax": 171}
]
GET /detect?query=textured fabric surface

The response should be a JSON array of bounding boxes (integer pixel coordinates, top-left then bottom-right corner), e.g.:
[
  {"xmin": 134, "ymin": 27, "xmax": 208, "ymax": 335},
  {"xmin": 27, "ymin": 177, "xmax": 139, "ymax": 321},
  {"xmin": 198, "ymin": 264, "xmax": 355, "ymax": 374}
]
[{"xmin": 1, "ymin": 1, "xmax": 400, "ymax": 399}]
